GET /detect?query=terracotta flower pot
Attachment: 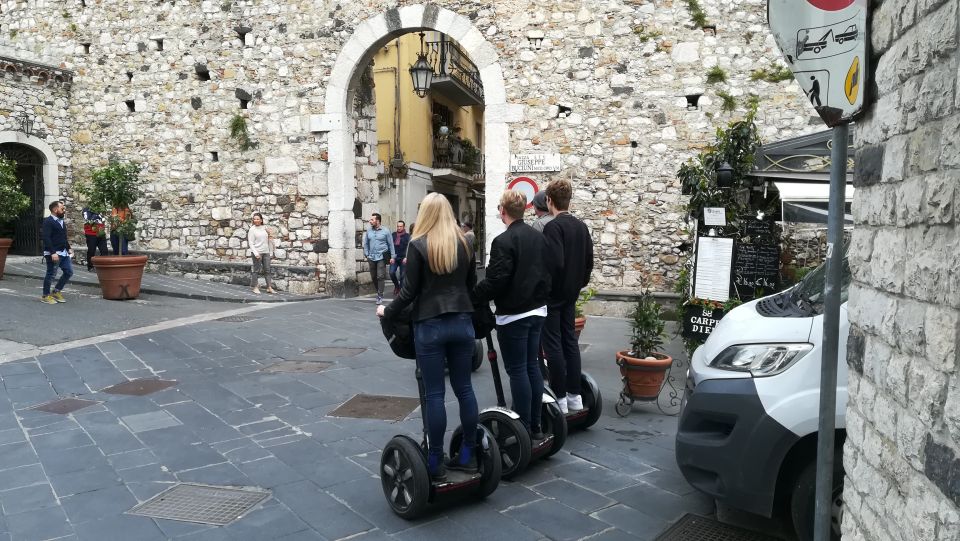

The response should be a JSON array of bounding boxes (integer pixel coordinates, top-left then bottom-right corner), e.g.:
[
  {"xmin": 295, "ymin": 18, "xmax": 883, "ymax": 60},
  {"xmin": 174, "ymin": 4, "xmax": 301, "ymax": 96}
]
[
  {"xmin": 574, "ymin": 316, "xmax": 586, "ymax": 339},
  {"xmin": 92, "ymin": 255, "xmax": 148, "ymax": 300},
  {"xmin": 0, "ymin": 238, "xmax": 11, "ymax": 280},
  {"xmin": 616, "ymin": 350, "xmax": 673, "ymax": 400}
]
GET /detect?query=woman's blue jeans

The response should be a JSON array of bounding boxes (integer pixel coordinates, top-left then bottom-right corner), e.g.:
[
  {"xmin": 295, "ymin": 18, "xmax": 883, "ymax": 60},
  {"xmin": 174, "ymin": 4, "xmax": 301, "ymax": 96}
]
[
  {"xmin": 496, "ymin": 315, "xmax": 545, "ymax": 432},
  {"xmin": 414, "ymin": 312, "xmax": 478, "ymax": 455}
]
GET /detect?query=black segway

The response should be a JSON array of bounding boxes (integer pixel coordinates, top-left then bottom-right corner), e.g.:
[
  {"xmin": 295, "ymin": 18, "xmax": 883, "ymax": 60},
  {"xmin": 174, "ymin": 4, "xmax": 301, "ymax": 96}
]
[
  {"xmin": 540, "ymin": 350, "xmax": 603, "ymax": 431},
  {"xmin": 379, "ymin": 310, "xmax": 502, "ymax": 519},
  {"xmin": 453, "ymin": 336, "xmax": 567, "ymax": 479}
]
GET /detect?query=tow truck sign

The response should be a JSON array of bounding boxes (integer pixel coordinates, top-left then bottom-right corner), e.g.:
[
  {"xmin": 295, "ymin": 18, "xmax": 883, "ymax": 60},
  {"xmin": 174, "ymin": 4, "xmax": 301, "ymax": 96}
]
[{"xmin": 768, "ymin": 0, "xmax": 869, "ymax": 127}]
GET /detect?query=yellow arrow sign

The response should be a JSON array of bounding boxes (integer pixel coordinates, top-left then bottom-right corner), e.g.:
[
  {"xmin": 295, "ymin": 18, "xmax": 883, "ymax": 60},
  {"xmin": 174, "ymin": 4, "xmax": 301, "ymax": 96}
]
[{"xmin": 845, "ymin": 56, "xmax": 860, "ymax": 105}]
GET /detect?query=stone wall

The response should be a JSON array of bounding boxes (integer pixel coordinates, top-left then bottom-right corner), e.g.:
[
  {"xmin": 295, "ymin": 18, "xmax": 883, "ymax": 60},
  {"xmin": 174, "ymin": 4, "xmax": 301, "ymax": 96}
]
[
  {"xmin": 844, "ymin": 0, "xmax": 960, "ymax": 539},
  {"xmin": 0, "ymin": 0, "xmax": 819, "ymax": 294}
]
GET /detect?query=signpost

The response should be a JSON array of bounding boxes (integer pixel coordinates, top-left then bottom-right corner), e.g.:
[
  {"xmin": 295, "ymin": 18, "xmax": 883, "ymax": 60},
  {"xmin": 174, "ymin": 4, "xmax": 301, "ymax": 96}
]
[
  {"xmin": 507, "ymin": 177, "xmax": 539, "ymax": 209},
  {"xmin": 768, "ymin": 1, "xmax": 868, "ymax": 539}
]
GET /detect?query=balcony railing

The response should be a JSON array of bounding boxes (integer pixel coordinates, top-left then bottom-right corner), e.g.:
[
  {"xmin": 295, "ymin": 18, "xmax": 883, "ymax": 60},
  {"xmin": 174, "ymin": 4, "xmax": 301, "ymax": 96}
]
[
  {"xmin": 425, "ymin": 38, "xmax": 484, "ymax": 106},
  {"xmin": 433, "ymin": 135, "xmax": 484, "ymax": 182}
]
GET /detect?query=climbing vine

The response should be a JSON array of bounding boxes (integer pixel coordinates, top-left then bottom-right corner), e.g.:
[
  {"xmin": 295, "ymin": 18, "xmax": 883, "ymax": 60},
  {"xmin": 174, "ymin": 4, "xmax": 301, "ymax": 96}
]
[{"xmin": 229, "ymin": 114, "xmax": 254, "ymax": 151}]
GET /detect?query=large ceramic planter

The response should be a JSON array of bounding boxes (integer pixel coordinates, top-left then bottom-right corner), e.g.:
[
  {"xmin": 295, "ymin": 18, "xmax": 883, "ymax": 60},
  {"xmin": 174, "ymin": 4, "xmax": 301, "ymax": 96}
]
[
  {"xmin": 574, "ymin": 316, "xmax": 586, "ymax": 339},
  {"xmin": 616, "ymin": 351, "xmax": 673, "ymax": 400},
  {"xmin": 92, "ymin": 255, "xmax": 148, "ymax": 300},
  {"xmin": 0, "ymin": 238, "xmax": 10, "ymax": 280}
]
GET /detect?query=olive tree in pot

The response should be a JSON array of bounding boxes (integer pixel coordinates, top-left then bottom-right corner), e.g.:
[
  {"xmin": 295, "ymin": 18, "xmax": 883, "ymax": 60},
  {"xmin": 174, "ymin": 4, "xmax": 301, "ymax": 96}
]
[
  {"xmin": 616, "ymin": 289, "xmax": 673, "ymax": 400},
  {"xmin": 0, "ymin": 156, "xmax": 30, "ymax": 279},
  {"xmin": 573, "ymin": 287, "xmax": 596, "ymax": 339},
  {"xmin": 76, "ymin": 159, "xmax": 147, "ymax": 300}
]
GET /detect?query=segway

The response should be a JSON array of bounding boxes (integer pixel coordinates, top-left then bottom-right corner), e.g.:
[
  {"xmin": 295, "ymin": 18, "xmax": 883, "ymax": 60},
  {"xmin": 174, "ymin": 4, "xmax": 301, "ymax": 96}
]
[
  {"xmin": 453, "ymin": 336, "xmax": 567, "ymax": 479},
  {"xmin": 379, "ymin": 310, "xmax": 502, "ymax": 519},
  {"xmin": 540, "ymin": 350, "xmax": 603, "ymax": 431}
]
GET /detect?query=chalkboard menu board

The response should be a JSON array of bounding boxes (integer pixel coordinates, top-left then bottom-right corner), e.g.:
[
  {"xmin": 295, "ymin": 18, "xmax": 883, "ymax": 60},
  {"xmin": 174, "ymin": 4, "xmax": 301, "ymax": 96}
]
[
  {"xmin": 732, "ymin": 243, "xmax": 780, "ymax": 294},
  {"xmin": 742, "ymin": 219, "xmax": 774, "ymax": 241}
]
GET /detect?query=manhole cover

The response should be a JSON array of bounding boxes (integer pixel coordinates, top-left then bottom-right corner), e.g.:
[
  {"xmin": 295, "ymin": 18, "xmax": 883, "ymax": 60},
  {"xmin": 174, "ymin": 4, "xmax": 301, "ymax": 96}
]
[
  {"xmin": 29, "ymin": 398, "xmax": 100, "ymax": 415},
  {"xmin": 328, "ymin": 394, "xmax": 420, "ymax": 421},
  {"xmin": 101, "ymin": 378, "xmax": 178, "ymax": 396},
  {"xmin": 301, "ymin": 347, "xmax": 366, "ymax": 357},
  {"xmin": 261, "ymin": 361, "xmax": 333, "ymax": 374},
  {"xmin": 127, "ymin": 483, "xmax": 270, "ymax": 526},
  {"xmin": 216, "ymin": 315, "xmax": 262, "ymax": 323},
  {"xmin": 657, "ymin": 514, "xmax": 779, "ymax": 541}
]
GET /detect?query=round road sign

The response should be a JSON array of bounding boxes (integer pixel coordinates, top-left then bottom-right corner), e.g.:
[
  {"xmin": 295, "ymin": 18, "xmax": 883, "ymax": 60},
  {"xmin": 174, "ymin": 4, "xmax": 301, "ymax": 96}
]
[
  {"xmin": 805, "ymin": 0, "xmax": 855, "ymax": 10},
  {"xmin": 507, "ymin": 177, "xmax": 539, "ymax": 209}
]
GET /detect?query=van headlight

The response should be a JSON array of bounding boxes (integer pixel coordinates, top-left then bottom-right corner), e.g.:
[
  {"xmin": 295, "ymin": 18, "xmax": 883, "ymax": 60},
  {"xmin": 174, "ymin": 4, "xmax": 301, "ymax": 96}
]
[{"xmin": 709, "ymin": 344, "xmax": 813, "ymax": 376}]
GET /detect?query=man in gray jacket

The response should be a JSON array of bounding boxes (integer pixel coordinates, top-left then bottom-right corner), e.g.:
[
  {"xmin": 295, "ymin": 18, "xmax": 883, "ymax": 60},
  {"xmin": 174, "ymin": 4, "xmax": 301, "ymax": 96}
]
[
  {"xmin": 531, "ymin": 191, "xmax": 554, "ymax": 233},
  {"xmin": 362, "ymin": 213, "xmax": 395, "ymax": 305}
]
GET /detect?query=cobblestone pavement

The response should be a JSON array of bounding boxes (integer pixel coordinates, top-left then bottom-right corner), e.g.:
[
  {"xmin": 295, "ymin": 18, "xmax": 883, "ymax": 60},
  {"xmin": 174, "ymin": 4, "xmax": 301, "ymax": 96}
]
[{"xmin": 0, "ymin": 294, "xmax": 773, "ymax": 540}]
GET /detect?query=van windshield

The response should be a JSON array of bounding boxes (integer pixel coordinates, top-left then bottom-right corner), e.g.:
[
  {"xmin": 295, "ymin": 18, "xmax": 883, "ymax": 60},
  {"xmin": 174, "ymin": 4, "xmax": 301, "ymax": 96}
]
[{"xmin": 794, "ymin": 252, "xmax": 851, "ymax": 310}]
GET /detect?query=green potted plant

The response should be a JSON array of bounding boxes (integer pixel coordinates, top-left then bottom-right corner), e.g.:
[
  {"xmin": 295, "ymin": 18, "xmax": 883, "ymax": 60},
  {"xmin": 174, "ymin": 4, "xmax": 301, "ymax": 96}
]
[
  {"xmin": 0, "ymin": 156, "xmax": 30, "ymax": 279},
  {"xmin": 573, "ymin": 287, "xmax": 596, "ymax": 338},
  {"xmin": 76, "ymin": 159, "xmax": 148, "ymax": 300},
  {"xmin": 616, "ymin": 289, "xmax": 673, "ymax": 401}
]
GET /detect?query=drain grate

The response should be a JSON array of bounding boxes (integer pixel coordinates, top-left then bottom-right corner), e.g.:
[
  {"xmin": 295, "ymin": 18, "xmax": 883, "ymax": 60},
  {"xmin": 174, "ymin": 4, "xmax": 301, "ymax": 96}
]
[
  {"xmin": 656, "ymin": 514, "xmax": 780, "ymax": 541},
  {"xmin": 216, "ymin": 315, "xmax": 262, "ymax": 323},
  {"xmin": 328, "ymin": 394, "xmax": 420, "ymax": 421},
  {"xmin": 127, "ymin": 483, "xmax": 270, "ymax": 526},
  {"xmin": 101, "ymin": 378, "xmax": 178, "ymax": 396},
  {"xmin": 301, "ymin": 347, "xmax": 366, "ymax": 357},
  {"xmin": 261, "ymin": 361, "xmax": 333, "ymax": 374},
  {"xmin": 29, "ymin": 398, "xmax": 100, "ymax": 415}
]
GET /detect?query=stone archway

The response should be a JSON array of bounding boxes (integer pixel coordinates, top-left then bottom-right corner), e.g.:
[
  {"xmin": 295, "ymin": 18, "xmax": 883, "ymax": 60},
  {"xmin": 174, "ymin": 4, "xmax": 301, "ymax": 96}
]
[
  {"xmin": 320, "ymin": 4, "xmax": 522, "ymax": 296},
  {"xmin": 0, "ymin": 133, "xmax": 59, "ymax": 255},
  {"xmin": 0, "ymin": 132, "xmax": 59, "ymax": 208}
]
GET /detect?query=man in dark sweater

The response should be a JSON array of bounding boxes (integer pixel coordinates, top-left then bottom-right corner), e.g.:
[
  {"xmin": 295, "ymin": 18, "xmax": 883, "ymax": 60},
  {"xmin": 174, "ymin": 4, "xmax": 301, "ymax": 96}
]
[
  {"xmin": 40, "ymin": 200, "xmax": 74, "ymax": 304},
  {"xmin": 541, "ymin": 180, "xmax": 594, "ymax": 414},
  {"xmin": 474, "ymin": 190, "xmax": 551, "ymax": 438}
]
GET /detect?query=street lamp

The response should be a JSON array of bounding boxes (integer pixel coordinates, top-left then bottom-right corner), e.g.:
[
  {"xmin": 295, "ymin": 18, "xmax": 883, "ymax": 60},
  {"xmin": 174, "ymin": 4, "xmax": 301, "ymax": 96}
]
[
  {"xmin": 409, "ymin": 32, "xmax": 433, "ymax": 98},
  {"xmin": 716, "ymin": 161, "xmax": 734, "ymax": 188},
  {"xmin": 15, "ymin": 112, "xmax": 35, "ymax": 136}
]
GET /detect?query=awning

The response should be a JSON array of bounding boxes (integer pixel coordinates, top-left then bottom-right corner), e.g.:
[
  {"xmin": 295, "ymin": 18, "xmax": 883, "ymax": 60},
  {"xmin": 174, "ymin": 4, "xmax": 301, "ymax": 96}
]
[{"xmin": 772, "ymin": 180, "xmax": 855, "ymax": 202}]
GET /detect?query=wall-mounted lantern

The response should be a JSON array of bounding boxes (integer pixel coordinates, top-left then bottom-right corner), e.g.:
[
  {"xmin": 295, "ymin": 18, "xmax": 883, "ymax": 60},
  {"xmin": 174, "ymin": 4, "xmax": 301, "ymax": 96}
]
[
  {"xmin": 15, "ymin": 112, "xmax": 43, "ymax": 137},
  {"xmin": 526, "ymin": 30, "xmax": 545, "ymax": 50},
  {"xmin": 409, "ymin": 32, "xmax": 434, "ymax": 98},
  {"xmin": 716, "ymin": 161, "xmax": 734, "ymax": 188}
]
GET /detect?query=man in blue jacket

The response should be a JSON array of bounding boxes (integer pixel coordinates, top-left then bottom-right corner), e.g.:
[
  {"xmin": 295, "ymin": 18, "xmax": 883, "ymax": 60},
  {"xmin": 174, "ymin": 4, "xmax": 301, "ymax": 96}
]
[
  {"xmin": 362, "ymin": 213, "xmax": 395, "ymax": 305},
  {"xmin": 40, "ymin": 200, "xmax": 74, "ymax": 304},
  {"xmin": 389, "ymin": 220, "xmax": 410, "ymax": 296}
]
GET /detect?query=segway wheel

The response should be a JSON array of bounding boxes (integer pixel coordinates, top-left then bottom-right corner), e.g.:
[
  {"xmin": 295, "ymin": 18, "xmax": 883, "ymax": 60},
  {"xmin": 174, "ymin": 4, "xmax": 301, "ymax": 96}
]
[
  {"xmin": 479, "ymin": 410, "xmax": 531, "ymax": 479},
  {"xmin": 448, "ymin": 425, "xmax": 501, "ymax": 498},
  {"xmin": 472, "ymin": 339, "xmax": 484, "ymax": 372},
  {"xmin": 541, "ymin": 398, "xmax": 567, "ymax": 458},
  {"xmin": 380, "ymin": 436, "xmax": 430, "ymax": 519},
  {"xmin": 579, "ymin": 372, "xmax": 603, "ymax": 429}
]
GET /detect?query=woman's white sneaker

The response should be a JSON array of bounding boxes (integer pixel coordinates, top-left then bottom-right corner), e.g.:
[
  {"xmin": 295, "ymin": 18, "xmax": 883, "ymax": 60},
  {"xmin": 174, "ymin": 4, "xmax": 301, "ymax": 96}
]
[
  {"xmin": 567, "ymin": 394, "xmax": 584, "ymax": 412},
  {"xmin": 557, "ymin": 397, "xmax": 568, "ymax": 414}
]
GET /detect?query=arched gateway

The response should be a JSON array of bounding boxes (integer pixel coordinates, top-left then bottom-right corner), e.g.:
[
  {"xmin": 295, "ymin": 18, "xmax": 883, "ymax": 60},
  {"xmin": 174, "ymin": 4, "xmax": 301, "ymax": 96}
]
[
  {"xmin": 0, "ymin": 133, "xmax": 60, "ymax": 256},
  {"xmin": 320, "ymin": 4, "xmax": 522, "ymax": 296}
]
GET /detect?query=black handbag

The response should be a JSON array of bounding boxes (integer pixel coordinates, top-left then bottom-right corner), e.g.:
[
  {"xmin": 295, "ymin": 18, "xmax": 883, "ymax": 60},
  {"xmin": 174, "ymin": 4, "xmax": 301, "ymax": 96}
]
[{"xmin": 380, "ymin": 304, "xmax": 416, "ymax": 360}]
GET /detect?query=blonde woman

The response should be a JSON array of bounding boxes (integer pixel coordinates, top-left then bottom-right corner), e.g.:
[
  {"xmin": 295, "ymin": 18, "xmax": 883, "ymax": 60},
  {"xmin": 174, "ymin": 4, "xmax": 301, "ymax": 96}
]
[
  {"xmin": 377, "ymin": 193, "xmax": 479, "ymax": 480},
  {"xmin": 248, "ymin": 213, "xmax": 275, "ymax": 294}
]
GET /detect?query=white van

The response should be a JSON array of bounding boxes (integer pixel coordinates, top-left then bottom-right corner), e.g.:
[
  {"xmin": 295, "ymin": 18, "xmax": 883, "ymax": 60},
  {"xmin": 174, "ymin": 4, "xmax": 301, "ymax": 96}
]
[{"xmin": 676, "ymin": 255, "xmax": 849, "ymax": 540}]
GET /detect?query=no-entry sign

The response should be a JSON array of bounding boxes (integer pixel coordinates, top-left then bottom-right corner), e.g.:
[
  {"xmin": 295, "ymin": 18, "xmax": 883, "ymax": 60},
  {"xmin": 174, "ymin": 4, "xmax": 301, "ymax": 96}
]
[
  {"xmin": 508, "ymin": 177, "xmax": 539, "ymax": 209},
  {"xmin": 768, "ymin": 0, "xmax": 869, "ymax": 126}
]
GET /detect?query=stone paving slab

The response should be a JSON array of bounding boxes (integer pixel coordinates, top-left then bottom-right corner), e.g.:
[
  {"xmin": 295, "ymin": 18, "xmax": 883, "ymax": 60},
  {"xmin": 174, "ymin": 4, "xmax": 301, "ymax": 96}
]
[{"xmin": 0, "ymin": 297, "xmax": 788, "ymax": 540}]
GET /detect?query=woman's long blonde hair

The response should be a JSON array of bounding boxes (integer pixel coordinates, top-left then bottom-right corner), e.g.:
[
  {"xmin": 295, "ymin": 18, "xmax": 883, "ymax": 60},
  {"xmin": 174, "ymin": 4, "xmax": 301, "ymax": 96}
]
[{"xmin": 411, "ymin": 193, "xmax": 471, "ymax": 275}]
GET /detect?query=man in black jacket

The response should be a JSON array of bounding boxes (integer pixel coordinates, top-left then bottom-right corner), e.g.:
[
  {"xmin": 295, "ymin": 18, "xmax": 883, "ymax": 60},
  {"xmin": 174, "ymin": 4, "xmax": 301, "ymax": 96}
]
[
  {"xmin": 541, "ymin": 180, "xmax": 594, "ymax": 414},
  {"xmin": 474, "ymin": 190, "xmax": 551, "ymax": 438},
  {"xmin": 40, "ymin": 200, "xmax": 74, "ymax": 304}
]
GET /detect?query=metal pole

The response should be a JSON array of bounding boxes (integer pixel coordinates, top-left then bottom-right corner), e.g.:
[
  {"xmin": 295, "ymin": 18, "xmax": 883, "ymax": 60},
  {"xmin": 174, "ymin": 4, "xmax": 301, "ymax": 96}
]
[{"xmin": 813, "ymin": 122, "xmax": 847, "ymax": 541}]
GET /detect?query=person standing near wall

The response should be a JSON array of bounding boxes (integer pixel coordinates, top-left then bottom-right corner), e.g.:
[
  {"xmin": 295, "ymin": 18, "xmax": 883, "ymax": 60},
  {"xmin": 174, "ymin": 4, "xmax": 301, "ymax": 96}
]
[
  {"xmin": 109, "ymin": 206, "xmax": 133, "ymax": 255},
  {"xmin": 474, "ymin": 190, "xmax": 551, "ymax": 439},
  {"xmin": 248, "ymin": 213, "xmax": 275, "ymax": 294},
  {"xmin": 461, "ymin": 221, "xmax": 476, "ymax": 251},
  {"xmin": 363, "ymin": 212, "xmax": 395, "ymax": 305},
  {"xmin": 530, "ymin": 191, "xmax": 554, "ymax": 233},
  {"xmin": 40, "ymin": 201, "xmax": 74, "ymax": 304},
  {"xmin": 82, "ymin": 206, "xmax": 108, "ymax": 271},
  {"xmin": 390, "ymin": 220, "xmax": 410, "ymax": 296},
  {"xmin": 541, "ymin": 180, "xmax": 594, "ymax": 413}
]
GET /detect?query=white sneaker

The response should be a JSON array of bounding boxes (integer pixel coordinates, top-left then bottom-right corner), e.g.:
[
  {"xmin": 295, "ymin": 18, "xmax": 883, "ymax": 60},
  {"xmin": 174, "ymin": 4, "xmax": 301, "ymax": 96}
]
[
  {"xmin": 567, "ymin": 394, "xmax": 584, "ymax": 412},
  {"xmin": 557, "ymin": 397, "xmax": 568, "ymax": 414}
]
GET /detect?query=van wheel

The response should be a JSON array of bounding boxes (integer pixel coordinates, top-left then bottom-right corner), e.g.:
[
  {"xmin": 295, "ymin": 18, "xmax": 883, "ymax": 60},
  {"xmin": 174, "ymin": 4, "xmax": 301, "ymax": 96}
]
[{"xmin": 791, "ymin": 459, "xmax": 843, "ymax": 541}]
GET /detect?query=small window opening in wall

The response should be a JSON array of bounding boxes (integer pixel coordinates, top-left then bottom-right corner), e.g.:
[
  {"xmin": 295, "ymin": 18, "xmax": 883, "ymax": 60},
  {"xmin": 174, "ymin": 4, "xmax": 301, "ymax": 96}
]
[
  {"xmin": 125, "ymin": 100, "xmax": 136, "ymax": 112},
  {"xmin": 630, "ymin": 141, "xmax": 638, "ymax": 148},
  {"xmin": 126, "ymin": 71, "xmax": 133, "ymax": 82},
  {"xmin": 210, "ymin": 151, "xmax": 219, "ymax": 162},
  {"xmin": 81, "ymin": 43, "xmax": 91, "ymax": 54},
  {"xmin": 557, "ymin": 105, "xmax": 572, "ymax": 118},
  {"xmin": 80, "ymin": 0, "xmax": 86, "ymax": 6},
  {"xmin": 702, "ymin": 24, "xmax": 717, "ymax": 36},
  {"xmin": 239, "ymin": 98, "xmax": 249, "ymax": 109},
  {"xmin": 195, "ymin": 64, "xmax": 211, "ymax": 81},
  {"xmin": 685, "ymin": 94, "xmax": 702, "ymax": 110},
  {"xmin": 355, "ymin": 143, "xmax": 367, "ymax": 156},
  {"xmin": 235, "ymin": 26, "xmax": 252, "ymax": 42},
  {"xmin": 152, "ymin": 38, "xmax": 164, "ymax": 51}
]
